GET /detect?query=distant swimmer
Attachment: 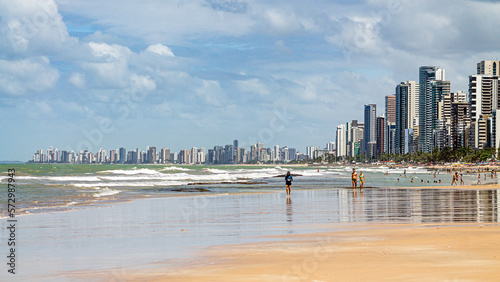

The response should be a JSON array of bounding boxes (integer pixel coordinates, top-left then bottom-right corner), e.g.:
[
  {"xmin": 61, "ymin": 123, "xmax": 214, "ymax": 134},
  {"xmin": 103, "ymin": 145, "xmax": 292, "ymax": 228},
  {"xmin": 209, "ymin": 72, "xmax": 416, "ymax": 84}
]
[
  {"xmin": 359, "ymin": 171, "xmax": 365, "ymax": 189},
  {"xmin": 285, "ymin": 171, "xmax": 293, "ymax": 197},
  {"xmin": 411, "ymin": 178, "xmax": 414, "ymax": 183},
  {"xmin": 352, "ymin": 169, "xmax": 358, "ymax": 189},
  {"xmin": 438, "ymin": 179, "xmax": 442, "ymax": 183}
]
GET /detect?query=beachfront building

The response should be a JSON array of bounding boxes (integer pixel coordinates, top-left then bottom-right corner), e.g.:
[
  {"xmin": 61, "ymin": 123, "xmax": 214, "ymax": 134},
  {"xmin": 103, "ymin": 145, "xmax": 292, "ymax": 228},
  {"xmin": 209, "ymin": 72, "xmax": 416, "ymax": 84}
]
[
  {"xmin": 336, "ymin": 124, "xmax": 346, "ymax": 158},
  {"xmin": 159, "ymin": 148, "xmax": 170, "ymax": 163},
  {"xmin": 418, "ymin": 66, "xmax": 446, "ymax": 153},
  {"xmin": 477, "ymin": 60, "xmax": 500, "ymax": 76},
  {"xmin": 395, "ymin": 81, "xmax": 419, "ymax": 154},
  {"xmin": 376, "ymin": 115, "xmax": 385, "ymax": 157},
  {"xmin": 451, "ymin": 101, "xmax": 470, "ymax": 150},
  {"xmin": 385, "ymin": 95, "xmax": 396, "ymax": 154},
  {"xmin": 468, "ymin": 73, "xmax": 500, "ymax": 150},
  {"xmin": 307, "ymin": 145, "xmax": 319, "ymax": 159},
  {"xmin": 364, "ymin": 104, "xmax": 377, "ymax": 159}
]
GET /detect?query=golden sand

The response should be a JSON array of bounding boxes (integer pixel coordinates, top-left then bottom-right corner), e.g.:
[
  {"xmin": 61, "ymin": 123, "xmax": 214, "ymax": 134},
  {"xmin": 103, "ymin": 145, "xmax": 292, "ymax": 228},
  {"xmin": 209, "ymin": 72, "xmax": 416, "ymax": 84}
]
[{"xmin": 75, "ymin": 223, "xmax": 500, "ymax": 281}]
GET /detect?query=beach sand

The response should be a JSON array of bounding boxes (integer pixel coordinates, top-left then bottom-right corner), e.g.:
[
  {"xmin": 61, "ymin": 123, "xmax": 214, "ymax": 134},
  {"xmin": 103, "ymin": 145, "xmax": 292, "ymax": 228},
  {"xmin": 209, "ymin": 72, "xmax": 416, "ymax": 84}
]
[{"xmin": 81, "ymin": 223, "xmax": 500, "ymax": 281}]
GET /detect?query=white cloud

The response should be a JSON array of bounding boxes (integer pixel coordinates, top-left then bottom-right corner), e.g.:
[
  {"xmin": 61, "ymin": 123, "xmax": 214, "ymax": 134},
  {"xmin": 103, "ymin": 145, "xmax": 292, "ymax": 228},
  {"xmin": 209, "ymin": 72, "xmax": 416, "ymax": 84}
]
[
  {"xmin": 69, "ymin": 73, "xmax": 86, "ymax": 89},
  {"xmin": 235, "ymin": 78, "xmax": 270, "ymax": 96},
  {"xmin": 129, "ymin": 74, "xmax": 156, "ymax": 92},
  {"xmin": 145, "ymin": 44, "xmax": 174, "ymax": 57},
  {"xmin": 88, "ymin": 42, "xmax": 131, "ymax": 60},
  {"xmin": 261, "ymin": 8, "xmax": 304, "ymax": 35},
  {"xmin": 0, "ymin": 57, "xmax": 59, "ymax": 95},
  {"xmin": 0, "ymin": 0, "xmax": 76, "ymax": 56},
  {"xmin": 195, "ymin": 80, "xmax": 225, "ymax": 106}
]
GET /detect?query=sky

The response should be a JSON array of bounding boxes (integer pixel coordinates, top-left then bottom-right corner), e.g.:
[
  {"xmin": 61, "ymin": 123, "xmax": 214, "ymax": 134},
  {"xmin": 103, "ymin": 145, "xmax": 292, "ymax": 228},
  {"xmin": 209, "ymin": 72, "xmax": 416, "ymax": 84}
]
[{"xmin": 1, "ymin": 0, "xmax": 500, "ymax": 161}]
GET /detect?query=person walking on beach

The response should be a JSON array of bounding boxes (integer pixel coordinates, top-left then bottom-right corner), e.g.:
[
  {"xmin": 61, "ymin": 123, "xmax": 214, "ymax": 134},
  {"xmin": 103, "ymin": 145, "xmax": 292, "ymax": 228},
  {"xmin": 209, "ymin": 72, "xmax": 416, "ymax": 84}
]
[
  {"xmin": 451, "ymin": 172, "xmax": 458, "ymax": 186},
  {"xmin": 460, "ymin": 173, "xmax": 464, "ymax": 185},
  {"xmin": 359, "ymin": 171, "xmax": 365, "ymax": 189},
  {"xmin": 352, "ymin": 169, "xmax": 358, "ymax": 189},
  {"xmin": 285, "ymin": 171, "xmax": 293, "ymax": 197},
  {"xmin": 478, "ymin": 173, "xmax": 481, "ymax": 185}
]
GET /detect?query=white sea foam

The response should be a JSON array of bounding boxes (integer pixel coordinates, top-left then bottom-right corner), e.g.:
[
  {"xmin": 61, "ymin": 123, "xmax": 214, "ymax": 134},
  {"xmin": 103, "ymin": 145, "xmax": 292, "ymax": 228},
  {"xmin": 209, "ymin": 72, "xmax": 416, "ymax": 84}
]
[
  {"xmin": 93, "ymin": 187, "xmax": 121, "ymax": 197},
  {"xmin": 45, "ymin": 176, "xmax": 102, "ymax": 181},
  {"xmin": 98, "ymin": 168, "xmax": 160, "ymax": 175},
  {"xmin": 160, "ymin": 166, "xmax": 192, "ymax": 171},
  {"xmin": 74, "ymin": 181, "xmax": 187, "ymax": 188}
]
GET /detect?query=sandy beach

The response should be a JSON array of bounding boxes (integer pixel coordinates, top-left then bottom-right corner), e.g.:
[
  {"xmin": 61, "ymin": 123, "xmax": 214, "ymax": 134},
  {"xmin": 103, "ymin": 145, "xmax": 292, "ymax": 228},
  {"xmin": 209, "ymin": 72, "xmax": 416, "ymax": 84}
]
[
  {"xmin": 5, "ymin": 183, "xmax": 498, "ymax": 281},
  {"xmin": 84, "ymin": 223, "xmax": 500, "ymax": 281}
]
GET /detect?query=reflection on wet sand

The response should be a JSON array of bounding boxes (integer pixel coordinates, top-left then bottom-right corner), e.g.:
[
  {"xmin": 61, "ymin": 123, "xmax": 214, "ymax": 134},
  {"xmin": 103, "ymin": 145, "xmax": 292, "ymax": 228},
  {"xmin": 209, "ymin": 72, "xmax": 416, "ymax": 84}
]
[
  {"xmin": 286, "ymin": 197, "xmax": 292, "ymax": 223},
  {"xmin": 337, "ymin": 188, "xmax": 499, "ymax": 223}
]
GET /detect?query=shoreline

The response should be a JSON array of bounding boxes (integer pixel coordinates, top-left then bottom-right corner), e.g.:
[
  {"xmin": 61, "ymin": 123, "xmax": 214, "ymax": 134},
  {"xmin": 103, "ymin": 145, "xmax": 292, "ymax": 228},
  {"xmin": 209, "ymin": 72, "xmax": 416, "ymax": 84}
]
[{"xmin": 68, "ymin": 222, "xmax": 500, "ymax": 281}]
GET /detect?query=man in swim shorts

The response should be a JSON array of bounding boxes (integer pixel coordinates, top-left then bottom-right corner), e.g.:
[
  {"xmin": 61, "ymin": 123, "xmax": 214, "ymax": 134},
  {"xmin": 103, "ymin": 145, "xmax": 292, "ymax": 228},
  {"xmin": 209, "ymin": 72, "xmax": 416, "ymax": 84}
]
[{"xmin": 352, "ymin": 168, "xmax": 358, "ymax": 189}]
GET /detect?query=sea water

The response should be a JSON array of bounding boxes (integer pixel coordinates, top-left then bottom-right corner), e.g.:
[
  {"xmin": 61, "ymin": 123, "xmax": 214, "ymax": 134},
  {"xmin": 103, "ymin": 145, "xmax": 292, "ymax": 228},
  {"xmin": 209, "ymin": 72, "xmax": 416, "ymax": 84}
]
[{"xmin": 0, "ymin": 164, "xmax": 495, "ymax": 217}]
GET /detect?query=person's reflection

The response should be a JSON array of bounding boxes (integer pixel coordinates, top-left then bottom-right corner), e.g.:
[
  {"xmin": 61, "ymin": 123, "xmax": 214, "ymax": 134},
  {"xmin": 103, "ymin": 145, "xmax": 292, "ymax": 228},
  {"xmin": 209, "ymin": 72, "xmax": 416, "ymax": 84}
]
[{"xmin": 286, "ymin": 197, "xmax": 293, "ymax": 223}]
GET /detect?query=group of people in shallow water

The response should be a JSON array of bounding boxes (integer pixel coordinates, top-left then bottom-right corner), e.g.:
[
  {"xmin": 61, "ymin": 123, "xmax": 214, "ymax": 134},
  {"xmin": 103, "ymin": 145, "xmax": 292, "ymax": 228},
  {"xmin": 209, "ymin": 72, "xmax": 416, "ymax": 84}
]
[
  {"xmin": 284, "ymin": 167, "xmax": 498, "ymax": 196},
  {"xmin": 351, "ymin": 168, "xmax": 365, "ymax": 189},
  {"xmin": 285, "ymin": 169, "xmax": 366, "ymax": 197}
]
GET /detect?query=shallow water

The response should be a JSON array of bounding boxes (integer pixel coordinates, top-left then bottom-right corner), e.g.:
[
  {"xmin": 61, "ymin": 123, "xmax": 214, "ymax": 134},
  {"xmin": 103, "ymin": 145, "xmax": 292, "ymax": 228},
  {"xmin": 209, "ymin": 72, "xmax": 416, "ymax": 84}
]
[
  {"xmin": 3, "ymin": 188, "xmax": 498, "ymax": 280},
  {"xmin": 1, "ymin": 164, "xmax": 493, "ymax": 217}
]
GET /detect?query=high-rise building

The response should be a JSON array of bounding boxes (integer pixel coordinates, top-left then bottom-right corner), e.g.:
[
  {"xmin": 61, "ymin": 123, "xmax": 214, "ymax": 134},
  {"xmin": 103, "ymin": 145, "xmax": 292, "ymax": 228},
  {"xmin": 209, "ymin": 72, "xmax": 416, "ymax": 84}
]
[
  {"xmin": 451, "ymin": 101, "xmax": 470, "ymax": 149},
  {"xmin": 477, "ymin": 60, "xmax": 500, "ymax": 76},
  {"xmin": 395, "ymin": 81, "xmax": 419, "ymax": 154},
  {"xmin": 351, "ymin": 121, "xmax": 364, "ymax": 158},
  {"xmin": 119, "ymin": 147, "xmax": 126, "ymax": 164},
  {"xmin": 306, "ymin": 146, "xmax": 319, "ymax": 159},
  {"xmin": 376, "ymin": 115, "xmax": 385, "ymax": 157},
  {"xmin": 469, "ymin": 73, "xmax": 500, "ymax": 149},
  {"xmin": 327, "ymin": 142, "xmax": 335, "ymax": 153},
  {"xmin": 364, "ymin": 104, "xmax": 377, "ymax": 159},
  {"xmin": 148, "ymin": 146, "xmax": 157, "ymax": 164},
  {"xmin": 385, "ymin": 95, "xmax": 396, "ymax": 154},
  {"xmin": 336, "ymin": 124, "xmax": 346, "ymax": 158},
  {"xmin": 418, "ymin": 66, "xmax": 446, "ymax": 152},
  {"xmin": 385, "ymin": 95, "xmax": 396, "ymax": 123},
  {"xmin": 160, "ymin": 148, "xmax": 170, "ymax": 163}
]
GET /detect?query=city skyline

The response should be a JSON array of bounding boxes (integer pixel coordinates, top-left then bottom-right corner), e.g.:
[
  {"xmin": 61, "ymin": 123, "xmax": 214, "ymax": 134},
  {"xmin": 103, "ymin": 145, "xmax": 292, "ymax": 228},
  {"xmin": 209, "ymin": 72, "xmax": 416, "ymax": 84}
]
[
  {"xmin": 2, "ymin": 1, "xmax": 500, "ymax": 161},
  {"xmin": 29, "ymin": 140, "xmax": 331, "ymax": 164},
  {"xmin": 335, "ymin": 59, "xmax": 500, "ymax": 160}
]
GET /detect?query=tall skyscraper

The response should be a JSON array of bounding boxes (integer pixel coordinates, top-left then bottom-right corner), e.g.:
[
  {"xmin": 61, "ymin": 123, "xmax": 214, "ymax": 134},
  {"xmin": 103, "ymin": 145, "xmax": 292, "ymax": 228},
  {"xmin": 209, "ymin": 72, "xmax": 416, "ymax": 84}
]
[
  {"xmin": 395, "ymin": 81, "xmax": 419, "ymax": 154},
  {"xmin": 364, "ymin": 104, "xmax": 377, "ymax": 159},
  {"xmin": 160, "ymin": 148, "xmax": 170, "ymax": 163},
  {"xmin": 418, "ymin": 66, "xmax": 446, "ymax": 152},
  {"xmin": 469, "ymin": 72, "xmax": 500, "ymax": 149},
  {"xmin": 385, "ymin": 95, "xmax": 396, "ymax": 123},
  {"xmin": 384, "ymin": 95, "xmax": 396, "ymax": 154},
  {"xmin": 451, "ymin": 102, "xmax": 470, "ymax": 149},
  {"xmin": 148, "ymin": 146, "xmax": 157, "ymax": 164},
  {"xmin": 477, "ymin": 60, "xmax": 500, "ymax": 76},
  {"xmin": 336, "ymin": 124, "xmax": 346, "ymax": 158},
  {"xmin": 376, "ymin": 115, "xmax": 385, "ymax": 157},
  {"xmin": 119, "ymin": 147, "xmax": 126, "ymax": 164}
]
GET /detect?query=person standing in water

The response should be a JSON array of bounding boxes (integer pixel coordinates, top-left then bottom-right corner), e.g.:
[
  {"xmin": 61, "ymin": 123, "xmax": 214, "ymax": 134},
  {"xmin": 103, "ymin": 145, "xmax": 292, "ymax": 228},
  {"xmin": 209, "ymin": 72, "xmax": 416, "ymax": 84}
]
[
  {"xmin": 351, "ymin": 168, "xmax": 358, "ymax": 189},
  {"xmin": 359, "ymin": 171, "xmax": 365, "ymax": 189},
  {"xmin": 285, "ymin": 171, "xmax": 293, "ymax": 197}
]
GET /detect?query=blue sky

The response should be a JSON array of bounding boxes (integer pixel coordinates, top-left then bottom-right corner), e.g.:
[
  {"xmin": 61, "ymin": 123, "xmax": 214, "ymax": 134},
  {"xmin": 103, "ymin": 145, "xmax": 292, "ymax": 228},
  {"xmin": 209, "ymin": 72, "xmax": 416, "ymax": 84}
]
[{"xmin": 1, "ymin": 0, "xmax": 500, "ymax": 161}]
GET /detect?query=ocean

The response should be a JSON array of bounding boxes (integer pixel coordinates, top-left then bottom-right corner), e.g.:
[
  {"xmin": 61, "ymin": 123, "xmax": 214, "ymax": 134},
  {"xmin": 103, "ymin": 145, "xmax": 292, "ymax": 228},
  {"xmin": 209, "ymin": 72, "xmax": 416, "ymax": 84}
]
[{"xmin": 0, "ymin": 164, "xmax": 495, "ymax": 218}]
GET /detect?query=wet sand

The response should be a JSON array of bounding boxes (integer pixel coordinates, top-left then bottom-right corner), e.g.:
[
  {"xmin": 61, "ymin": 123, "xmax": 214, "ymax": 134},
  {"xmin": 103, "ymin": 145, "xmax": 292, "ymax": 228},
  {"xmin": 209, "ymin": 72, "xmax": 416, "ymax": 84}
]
[
  {"xmin": 3, "ymin": 187, "xmax": 499, "ymax": 281},
  {"xmin": 84, "ymin": 223, "xmax": 500, "ymax": 281},
  {"xmin": 390, "ymin": 184, "xmax": 500, "ymax": 190}
]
